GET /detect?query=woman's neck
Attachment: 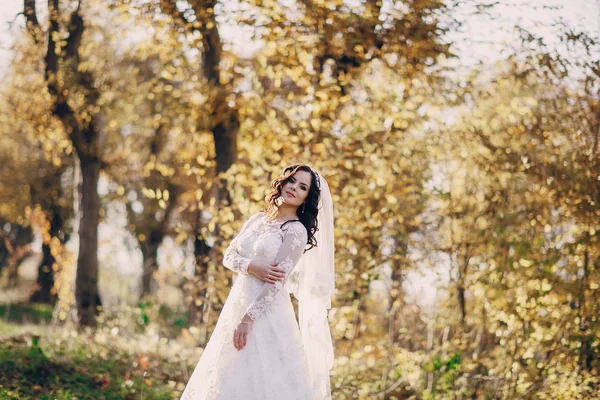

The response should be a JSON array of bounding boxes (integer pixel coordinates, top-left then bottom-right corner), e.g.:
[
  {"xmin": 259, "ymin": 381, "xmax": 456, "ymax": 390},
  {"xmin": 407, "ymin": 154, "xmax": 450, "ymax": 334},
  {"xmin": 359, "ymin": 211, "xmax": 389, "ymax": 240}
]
[{"xmin": 273, "ymin": 204, "xmax": 298, "ymax": 221}]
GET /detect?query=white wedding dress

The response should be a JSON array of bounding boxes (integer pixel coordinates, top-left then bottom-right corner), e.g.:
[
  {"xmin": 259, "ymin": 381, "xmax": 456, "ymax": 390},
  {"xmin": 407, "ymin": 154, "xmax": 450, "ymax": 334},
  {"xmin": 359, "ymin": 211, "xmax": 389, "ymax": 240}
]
[{"xmin": 180, "ymin": 211, "xmax": 315, "ymax": 400}]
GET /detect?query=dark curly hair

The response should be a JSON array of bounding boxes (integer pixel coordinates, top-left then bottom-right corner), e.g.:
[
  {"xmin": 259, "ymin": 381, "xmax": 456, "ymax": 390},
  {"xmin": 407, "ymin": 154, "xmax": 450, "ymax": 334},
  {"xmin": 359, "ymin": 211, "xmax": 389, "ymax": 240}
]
[{"xmin": 264, "ymin": 164, "xmax": 321, "ymax": 251}]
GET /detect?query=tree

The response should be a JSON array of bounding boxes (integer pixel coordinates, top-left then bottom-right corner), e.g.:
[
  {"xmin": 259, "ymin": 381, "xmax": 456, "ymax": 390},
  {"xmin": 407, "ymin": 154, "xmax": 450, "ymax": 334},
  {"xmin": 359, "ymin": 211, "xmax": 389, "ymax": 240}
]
[
  {"xmin": 23, "ymin": 0, "xmax": 107, "ymax": 325},
  {"xmin": 0, "ymin": 49, "xmax": 75, "ymax": 302}
]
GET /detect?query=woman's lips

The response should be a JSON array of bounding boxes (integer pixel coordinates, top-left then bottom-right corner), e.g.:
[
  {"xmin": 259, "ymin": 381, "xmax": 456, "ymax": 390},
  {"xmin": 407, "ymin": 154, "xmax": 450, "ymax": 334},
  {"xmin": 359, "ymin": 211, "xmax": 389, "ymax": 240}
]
[{"xmin": 286, "ymin": 191, "xmax": 296, "ymax": 198}]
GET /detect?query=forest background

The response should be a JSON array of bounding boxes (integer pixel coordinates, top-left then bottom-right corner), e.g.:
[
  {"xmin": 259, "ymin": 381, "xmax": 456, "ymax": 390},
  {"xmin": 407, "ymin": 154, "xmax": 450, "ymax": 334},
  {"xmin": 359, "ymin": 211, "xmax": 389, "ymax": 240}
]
[{"xmin": 0, "ymin": 0, "xmax": 599, "ymax": 399}]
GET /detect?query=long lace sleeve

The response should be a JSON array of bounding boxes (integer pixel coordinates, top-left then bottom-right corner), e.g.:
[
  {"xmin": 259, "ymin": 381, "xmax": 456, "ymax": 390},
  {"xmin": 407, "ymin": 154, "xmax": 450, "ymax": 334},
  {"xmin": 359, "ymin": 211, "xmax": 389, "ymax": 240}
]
[
  {"xmin": 240, "ymin": 221, "xmax": 308, "ymax": 322},
  {"xmin": 222, "ymin": 212, "xmax": 263, "ymax": 275}
]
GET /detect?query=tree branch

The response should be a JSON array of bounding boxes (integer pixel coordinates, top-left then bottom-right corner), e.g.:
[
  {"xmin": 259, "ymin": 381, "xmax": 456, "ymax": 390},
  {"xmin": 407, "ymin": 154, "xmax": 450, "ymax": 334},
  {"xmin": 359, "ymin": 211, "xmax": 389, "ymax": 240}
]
[
  {"xmin": 23, "ymin": 0, "xmax": 39, "ymax": 41},
  {"xmin": 45, "ymin": 0, "xmax": 60, "ymax": 93},
  {"xmin": 190, "ymin": 1, "xmax": 220, "ymax": 84},
  {"xmin": 43, "ymin": 0, "xmax": 88, "ymax": 158},
  {"xmin": 592, "ymin": 99, "xmax": 599, "ymax": 157},
  {"xmin": 159, "ymin": 0, "xmax": 197, "ymax": 31},
  {"xmin": 23, "ymin": 0, "xmax": 38, "ymax": 25},
  {"xmin": 65, "ymin": 10, "xmax": 84, "ymax": 62}
]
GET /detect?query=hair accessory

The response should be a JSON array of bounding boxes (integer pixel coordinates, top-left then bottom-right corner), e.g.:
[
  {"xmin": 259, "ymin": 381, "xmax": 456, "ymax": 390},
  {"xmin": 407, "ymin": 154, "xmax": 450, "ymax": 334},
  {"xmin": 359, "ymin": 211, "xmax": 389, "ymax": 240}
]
[{"xmin": 310, "ymin": 167, "xmax": 321, "ymax": 190}]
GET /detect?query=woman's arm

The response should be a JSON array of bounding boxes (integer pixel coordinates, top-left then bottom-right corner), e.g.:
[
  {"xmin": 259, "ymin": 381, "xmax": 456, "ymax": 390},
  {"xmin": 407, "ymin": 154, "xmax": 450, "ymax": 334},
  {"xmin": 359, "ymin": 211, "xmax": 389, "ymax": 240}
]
[
  {"xmin": 239, "ymin": 221, "xmax": 307, "ymax": 322},
  {"xmin": 222, "ymin": 212, "xmax": 263, "ymax": 275}
]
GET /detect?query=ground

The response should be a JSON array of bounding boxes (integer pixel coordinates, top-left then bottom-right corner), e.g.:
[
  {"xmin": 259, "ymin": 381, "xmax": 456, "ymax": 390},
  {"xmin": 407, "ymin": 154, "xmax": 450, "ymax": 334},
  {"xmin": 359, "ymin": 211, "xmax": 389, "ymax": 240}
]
[{"xmin": 0, "ymin": 302, "xmax": 197, "ymax": 400}]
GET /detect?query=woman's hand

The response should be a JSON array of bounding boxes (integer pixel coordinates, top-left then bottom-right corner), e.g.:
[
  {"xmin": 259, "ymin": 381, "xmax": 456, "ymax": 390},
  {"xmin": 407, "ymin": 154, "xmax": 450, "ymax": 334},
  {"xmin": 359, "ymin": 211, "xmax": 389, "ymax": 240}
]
[
  {"xmin": 233, "ymin": 319, "xmax": 252, "ymax": 350},
  {"xmin": 248, "ymin": 260, "xmax": 286, "ymax": 284}
]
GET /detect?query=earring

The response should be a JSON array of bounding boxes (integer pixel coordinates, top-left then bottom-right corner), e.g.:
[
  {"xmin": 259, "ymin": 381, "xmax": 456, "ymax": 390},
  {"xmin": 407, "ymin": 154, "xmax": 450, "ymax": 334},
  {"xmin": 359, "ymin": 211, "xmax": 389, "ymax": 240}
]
[{"xmin": 302, "ymin": 203, "xmax": 306, "ymax": 213}]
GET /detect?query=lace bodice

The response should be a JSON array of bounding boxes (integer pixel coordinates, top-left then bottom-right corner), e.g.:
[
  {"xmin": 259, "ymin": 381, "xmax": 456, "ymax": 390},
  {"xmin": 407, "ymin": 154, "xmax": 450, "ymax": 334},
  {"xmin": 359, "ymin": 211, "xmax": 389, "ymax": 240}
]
[{"xmin": 223, "ymin": 212, "xmax": 308, "ymax": 322}]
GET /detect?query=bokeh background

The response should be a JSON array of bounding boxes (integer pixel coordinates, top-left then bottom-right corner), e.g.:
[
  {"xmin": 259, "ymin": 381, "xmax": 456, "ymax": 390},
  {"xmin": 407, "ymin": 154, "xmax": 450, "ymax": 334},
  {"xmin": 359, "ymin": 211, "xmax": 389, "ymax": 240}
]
[{"xmin": 0, "ymin": 0, "xmax": 599, "ymax": 399}]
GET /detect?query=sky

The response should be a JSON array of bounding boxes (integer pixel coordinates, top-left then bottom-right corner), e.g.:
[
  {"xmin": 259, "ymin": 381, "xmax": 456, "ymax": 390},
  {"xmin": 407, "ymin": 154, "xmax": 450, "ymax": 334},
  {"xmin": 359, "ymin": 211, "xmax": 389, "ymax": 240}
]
[
  {"xmin": 1, "ymin": 0, "xmax": 598, "ymax": 75},
  {"xmin": 449, "ymin": 0, "xmax": 599, "ymax": 65},
  {"xmin": 1, "ymin": 0, "xmax": 599, "ymax": 307}
]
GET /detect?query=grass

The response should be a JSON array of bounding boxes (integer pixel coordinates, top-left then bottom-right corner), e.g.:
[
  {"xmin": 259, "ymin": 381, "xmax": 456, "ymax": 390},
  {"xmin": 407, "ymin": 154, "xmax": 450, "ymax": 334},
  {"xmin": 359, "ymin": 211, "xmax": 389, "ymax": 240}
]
[
  {"xmin": 0, "ymin": 303, "xmax": 53, "ymax": 323},
  {"xmin": 0, "ymin": 334, "xmax": 177, "ymax": 399},
  {"xmin": 0, "ymin": 302, "xmax": 201, "ymax": 400},
  {"xmin": 0, "ymin": 303, "xmax": 51, "ymax": 338}
]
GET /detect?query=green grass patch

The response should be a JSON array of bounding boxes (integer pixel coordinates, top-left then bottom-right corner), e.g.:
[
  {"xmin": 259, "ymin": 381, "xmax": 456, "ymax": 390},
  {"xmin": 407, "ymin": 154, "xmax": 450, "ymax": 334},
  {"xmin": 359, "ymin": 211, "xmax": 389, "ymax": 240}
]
[
  {"xmin": 0, "ymin": 303, "xmax": 53, "ymax": 324},
  {"xmin": 0, "ymin": 335, "xmax": 177, "ymax": 400}
]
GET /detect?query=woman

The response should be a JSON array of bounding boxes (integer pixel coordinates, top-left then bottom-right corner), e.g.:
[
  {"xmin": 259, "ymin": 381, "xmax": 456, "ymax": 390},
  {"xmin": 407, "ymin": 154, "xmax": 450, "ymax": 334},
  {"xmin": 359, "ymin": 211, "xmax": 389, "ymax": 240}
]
[{"xmin": 180, "ymin": 164, "xmax": 335, "ymax": 400}]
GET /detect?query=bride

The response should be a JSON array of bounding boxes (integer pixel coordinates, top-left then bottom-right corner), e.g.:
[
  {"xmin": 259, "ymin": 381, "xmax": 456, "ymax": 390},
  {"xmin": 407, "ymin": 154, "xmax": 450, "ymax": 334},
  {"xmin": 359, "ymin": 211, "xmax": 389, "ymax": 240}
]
[{"xmin": 180, "ymin": 164, "xmax": 335, "ymax": 400}]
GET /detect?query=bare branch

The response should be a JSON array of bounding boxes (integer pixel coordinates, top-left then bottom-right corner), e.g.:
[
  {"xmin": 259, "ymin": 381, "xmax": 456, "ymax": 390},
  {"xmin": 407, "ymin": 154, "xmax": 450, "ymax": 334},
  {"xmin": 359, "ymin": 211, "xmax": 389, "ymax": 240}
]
[{"xmin": 9, "ymin": 12, "xmax": 25, "ymax": 28}]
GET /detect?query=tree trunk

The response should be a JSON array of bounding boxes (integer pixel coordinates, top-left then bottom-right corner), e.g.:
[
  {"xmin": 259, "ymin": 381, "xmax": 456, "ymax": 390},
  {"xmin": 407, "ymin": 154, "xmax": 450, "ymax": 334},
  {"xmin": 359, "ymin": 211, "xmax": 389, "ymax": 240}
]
[
  {"xmin": 388, "ymin": 237, "xmax": 407, "ymax": 344},
  {"xmin": 457, "ymin": 244, "xmax": 472, "ymax": 326},
  {"xmin": 6, "ymin": 248, "xmax": 32, "ymax": 287},
  {"xmin": 192, "ymin": 221, "xmax": 212, "ymax": 325},
  {"xmin": 30, "ymin": 243, "xmax": 56, "ymax": 303},
  {"xmin": 579, "ymin": 238, "xmax": 592, "ymax": 371},
  {"xmin": 159, "ymin": 2, "xmax": 240, "ymax": 322},
  {"xmin": 75, "ymin": 155, "xmax": 102, "ymax": 326},
  {"xmin": 30, "ymin": 211, "xmax": 64, "ymax": 304},
  {"xmin": 201, "ymin": 4, "xmax": 239, "ymax": 291},
  {"xmin": 138, "ymin": 183, "xmax": 178, "ymax": 297},
  {"xmin": 458, "ymin": 278, "xmax": 466, "ymax": 325},
  {"xmin": 24, "ymin": 0, "xmax": 102, "ymax": 326},
  {"xmin": 1, "ymin": 224, "xmax": 33, "ymax": 287},
  {"xmin": 140, "ymin": 231, "xmax": 161, "ymax": 296}
]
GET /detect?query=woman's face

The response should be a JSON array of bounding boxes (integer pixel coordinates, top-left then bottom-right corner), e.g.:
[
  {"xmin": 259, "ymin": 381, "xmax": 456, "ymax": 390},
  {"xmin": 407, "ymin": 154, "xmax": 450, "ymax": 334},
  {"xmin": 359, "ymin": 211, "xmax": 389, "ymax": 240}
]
[{"xmin": 281, "ymin": 170, "xmax": 312, "ymax": 207}]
